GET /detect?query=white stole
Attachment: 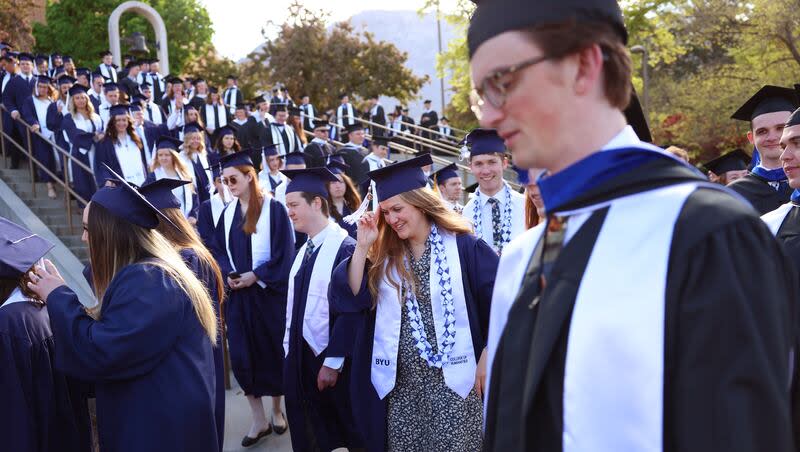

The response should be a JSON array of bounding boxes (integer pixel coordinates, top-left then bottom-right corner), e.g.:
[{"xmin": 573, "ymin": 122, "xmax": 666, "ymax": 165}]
[
  {"xmin": 210, "ymin": 195, "xmax": 226, "ymax": 226},
  {"xmin": 283, "ymin": 222, "xmax": 349, "ymax": 356},
  {"xmin": 486, "ymin": 182, "xmax": 710, "ymax": 451},
  {"xmin": 371, "ymin": 229, "xmax": 475, "ymax": 399},
  {"xmin": 364, "ymin": 153, "xmax": 384, "ymax": 211},
  {"xmin": 270, "ymin": 124, "xmax": 296, "ymax": 155},
  {"xmin": 762, "ymin": 202, "xmax": 794, "ymax": 235},
  {"xmin": 337, "ymin": 103, "xmax": 355, "ymax": 128},
  {"xmin": 223, "ymin": 196, "xmax": 272, "ymax": 289}
]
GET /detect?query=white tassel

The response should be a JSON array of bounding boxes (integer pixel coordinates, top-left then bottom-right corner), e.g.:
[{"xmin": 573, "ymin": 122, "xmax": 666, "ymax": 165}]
[
  {"xmin": 459, "ymin": 145, "xmax": 470, "ymax": 161},
  {"xmin": 222, "ymin": 183, "xmax": 234, "ymax": 204},
  {"xmin": 343, "ymin": 186, "xmax": 373, "ymax": 225}
]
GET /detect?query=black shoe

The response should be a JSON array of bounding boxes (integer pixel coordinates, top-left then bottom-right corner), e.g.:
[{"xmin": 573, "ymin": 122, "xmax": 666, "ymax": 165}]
[
  {"xmin": 241, "ymin": 425, "xmax": 272, "ymax": 447},
  {"xmin": 272, "ymin": 413, "xmax": 288, "ymax": 435}
]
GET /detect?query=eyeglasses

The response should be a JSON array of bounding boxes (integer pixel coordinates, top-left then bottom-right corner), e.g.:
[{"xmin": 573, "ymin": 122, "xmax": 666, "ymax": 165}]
[
  {"xmin": 471, "ymin": 54, "xmax": 550, "ymax": 118},
  {"xmin": 221, "ymin": 175, "xmax": 239, "ymax": 186}
]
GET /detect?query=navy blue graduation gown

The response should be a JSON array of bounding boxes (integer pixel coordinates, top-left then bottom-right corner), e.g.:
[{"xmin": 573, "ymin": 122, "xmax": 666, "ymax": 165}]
[
  {"xmin": 0, "ymin": 301, "xmax": 83, "ymax": 452},
  {"xmin": 61, "ymin": 114, "xmax": 98, "ymax": 203},
  {"xmin": 21, "ymin": 97, "xmax": 58, "ymax": 183},
  {"xmin": 47, "ymin": 262, "xmax": 219, "ymax": 452},
  {"xmin": 45, "ymin": 103, "xmax": 69, "ymax": 173},
  {"xmin": 143, "ymin": 172, "xmax": 200, "ymax": 219},
  {"xmin": 335, "ymin": 204, "xmax": 358, "ymax": 239},
  {"xmin": 329, "ymin": 232, "xmax": 498, "ymax": 451},
  {"xmin": 180, "ymin": 248, "xmax": 225, "ymax": 452},
  {"xmin": 93, "ymin": 136, "xmax": 150, "ymax": 187},
  {"xmin": 211, "ymin": 198, "xmax": 295, "ymax": 396},
  {"xmin": 197, "ymin": 198, "xmax": 219, "ymax": 248},
  {"xmin": 284, "ymin": 236, "xmax": 362, "ymax": 452},
  {"xmin": 186, "ymin": 151, "xmax": 216, "ymax": 205}
]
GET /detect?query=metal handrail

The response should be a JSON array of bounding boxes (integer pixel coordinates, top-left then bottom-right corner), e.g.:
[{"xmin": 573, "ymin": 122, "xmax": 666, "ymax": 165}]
[{"xmin": 0, "ymin": 103, "xmax": 94, "ymax": 233}]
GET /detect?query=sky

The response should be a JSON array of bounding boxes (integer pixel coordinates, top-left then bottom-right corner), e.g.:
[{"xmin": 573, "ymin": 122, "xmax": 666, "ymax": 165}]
[{"xmin": 201, "ymin": 0, "xmax": 460, "ymax": 61}]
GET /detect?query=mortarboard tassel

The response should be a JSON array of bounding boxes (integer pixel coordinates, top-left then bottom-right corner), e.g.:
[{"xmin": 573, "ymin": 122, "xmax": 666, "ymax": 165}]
[
  {"xmin": 459, "ymin": 145, "xmax": 470, "ymax": 161},
  {"xmin": 343, "ymin": 185, "xmax": 373, "ymax": 225}
]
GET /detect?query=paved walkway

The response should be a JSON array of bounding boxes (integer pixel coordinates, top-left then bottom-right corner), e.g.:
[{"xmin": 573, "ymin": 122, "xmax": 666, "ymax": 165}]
[{"xmin": 223, "ymin": 377, "xmax": 292, "ymax": 452}]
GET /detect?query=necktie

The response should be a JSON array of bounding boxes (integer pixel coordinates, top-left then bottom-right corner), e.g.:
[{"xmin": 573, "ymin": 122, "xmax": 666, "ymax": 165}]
[
  {"xmin": 278, "ymin": 127, "xmax": 289, "ymax": 151},
  {"xmin": 522, "ymin": 215, "xmax": 568, "ymax": 309},
  {"xmin": 225, "ymin": 89, "xmax": 232, "ymax": 107},
  {"xmin": 146, "ymin": 105, "xmax": 153, "ymax": 121},
  {"xmin": 213, "ymin": 106, "xmax": 220, "ymax": 130},
  {"xmin": 303, "ymin": 239, "xmax": 316, "ymax": 264},
  {"xmin": 487, "ymin": 197, "xmax": 502, "ymax": 251}
]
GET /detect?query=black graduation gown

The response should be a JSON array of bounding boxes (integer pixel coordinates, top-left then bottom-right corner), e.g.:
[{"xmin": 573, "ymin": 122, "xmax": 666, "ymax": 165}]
[
  {"xmin": 303, "ymin": 140, "xmax": 334, "ymax": 168},
  {"xmin": 339, "ymin": 145, "xmax": 368, "ymax": 186},
  {"xmin": 284, "ymin": 236, "xmax": 362, "ymax": 452},
  {"xmin": 334, "ymin": 204, "xmax": 358, "ymax": 239},
  {"xmin": 484, "ymin": 158, "xmax": 797, "ymax": 452},
  {"xmin": 0, "ymin": 300, "xmax": 83, "ymax": 452},
  {"xmin": 728, "ymin": 172, "xmax": 792, "ymax": 215},
  {"xmin": 329, "ymin": 233, "xmax": 498, "ymax": 451},
  {"xmin": 48, "ymin": 262, "xmax": 219, "ymax": 452},
  {"xmin": 210, "ymin": 199, "xmax": 295, "ymax": 396},
  {"xmin": 93, "ymin": 136, "xmax": 150, "ymax": 187}
]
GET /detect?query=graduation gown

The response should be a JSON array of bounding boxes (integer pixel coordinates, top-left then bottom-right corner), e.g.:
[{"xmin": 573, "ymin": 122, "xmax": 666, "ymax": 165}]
[
  {"xmin": 62, "ymin": 114, "xmax": 100, "ymax": 203},
  {"xmin": 303, "ymin": 140, "xmax": 334, "ymax": 168},
  {"xmin": 0, "ymin": 295, "xmax": 82, "ymax": 452},
  {"xmin": 47, "ymin": 263, "xmax": 219, "ymax": 452},
  {"xmin": 45, "ymin": 102, "xmax": 69, "ymax": 170},
  {"xmin": 93, "ymin": 135, "xmax": 150, "ymax": 187},
  {"xmin": 333, "ymin": 204, "xmax": 358, "ymax": 239},
  {"xmin": 727, "ymin": 172, "xmax": 792, "ymax": 215},
  {"xmin": 483, "ymin": 149, "xmax": 796, "ymax": 452},
  {"xmin": 21, "ymin": 96, "xmax": 58, "ymax": 182},
  {"xmin": 211, "ymin": 198, "xmax": 295, "ymax": 396},
  {"xmin": 339, "ymin": 145, "xmax": 368, "ymax": 186},
  {"xmin": 329, "ymin": 233, "xmax": 498, "ymax": 451},
  {"xmin": 197, "ymin": 196, "xmax": 226, "ymax": 249},
  {"xmin": 284, "ymin": 233, "xmax": 362, "ymax": 452}
]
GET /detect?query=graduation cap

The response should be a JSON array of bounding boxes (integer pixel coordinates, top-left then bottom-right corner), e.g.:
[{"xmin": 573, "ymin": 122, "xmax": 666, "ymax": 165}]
[
  {"xmin": 327, "ymin": 160, "xmax": 349, "ymax": 175},
  {"xmin": 156, "ymin": 135, "xmax": 182, "ymax": 151},
  {"xmin": 138, "ymin": 178, "xmax": 192, "ymax": 211},
  {"xmin": 787, "ymin": 107, "xmax": 800, "ymax": 128},
  {"xmin": 282, "ymin": 167, "xmax": 339, "ymax": 198},
  {"xmin": 289, "ymin": 106, "xmax": 302, "ymax": 116},
  {"xmin": 216, "ymin": 125, "xmax": 236, "ymax": 137},
  {"xmin": 327, "ymin": 153, "xmax": 347, "ymax": 166},
  {"xmin": 109, "ymin": 104, "xmax": 130, "ymax": 117},
  {"xmin": 91, "ymin": 71, "xmax": 105, "ymax": 80},
  {"xmin": 226, "ymin": 74, "xmax": 238, "ymax": 80},
  {"xmin": 254, "ymin": 95, "xmax": 267, "ymax": 104},
  {"xmin": 124, "ymin": 60, "xmax": 139, "ymax": 69},
  {"xmin": 194, "ymin": 78, "xmax": 206, "ymax": 85},
  {"xmin": 36, "ymin": 75, "xmax": 52, "ymax": 85},
  {"xmin": 235, "ymin": 103, "xmax": 247, "ymax": 111},
  {"xmin": 345, "ymin": 123, "xmax": 364, "ymax": 134},
  {"xmin": 62, "ymin": 56, "xmax": 73, "ymax": 63},
  {"xmin": 0, "ymin": 217, "xmax": 54, "ymax": 279},
  {"xmin": 424, "ymin": 99, "xmax": 432, "ymax": 104},
  {"xmin": 624, "ymin": 89, "xmax": 652, "ymax": 143},
  {"xmin": 131, "ymin": 94, "xmax": 148, "ymax": 105},
  {"xmin": 76, "ymin": 67, "xmax": 91, "ymax": 77},
  {"xmin": 91, "ymin": 164, "xmax": 178, "ymax": 229},
  {"xmin": 168, "ymin": 76, "xmax": 183, "ymax": 84},
  {"xmin": 468, "ymin": 0, "xmax": 627, "ymax": 58},
  {"xmin": 68, "ymin": 84, "xmax": 87, "ymax": 97},
  {"xmin": 99, "ymin": 50, "xmax": 112, "ymax": 58},
  {"xmin": 128, "ymin": 103, "xmax": 142, "ymax": 113},
  {"xmin": 731, "ymin": 85, "xmax": 799, "ymax": 122},
  {"xmin": 183, "ymin": 122, "xmax": 205, "ymax": 134},
  {"xmin": 57, "ymin": 75, "xmax": 76, "ymax": 85},
  {"xmin": 512, "ymin": 165, "xmax": 530, "ymax": 185},
  {"xmin": 17, "ymin": 52, "xmax": 33, "ymax": 62},
  {"xmin": 282, "ymin": 151, "xmax": 307, "ymax": 166},
  {"xmin": 431, "ymin": 162, "xmax": 460, "ymax": 185},
  {"xmin": 50, "ymin": 52, "xmax": 62, "ymax": 59},
  {"xmin": 367, "ymin": 153, "xmax": 434, "ymax": 201},
  {"xmin": 34, "ymin": 55, "xmax": 47, "ymax": 65},
  {"xmin": 103, "ymin": 82, "xmax": 119, "ymax": 91},
  {"xmin": 209, "ymin": 86, "xmax": 218, "ymax": 94},
  {"xmin": 703, "ymin": 149, "xmax": 750, "ymax": 174},
  {"xmin": 139, "ymin": 81, "xmax": 151, "ymax": 90},
  {"xmin": 261, "ymin": 144, "xmax": 280, "ymax": 158},
  {"xmin": 54, "ymin": 67, "xmax": 65, "ymax": 76},
  {"xmin": 273, "ymin": 103, "xmax": 289, "ymax": 113},
  {"xmin": 462, "ymin": 128, "xmax": 505, "ymax": 158},
  {"xmin": 219, "ymin": 150, "xmax": 254, "ymax": 169},
  {"xmin": 441, "ymin": 116, "xmax": 449, "ymax": 122},
  {"xmin": 371, "ymin": 136, "xmax": 391, "ymax": 147},
  {"xmin": 313, "ymin": 119, "xmax": 329, "ymax": 130}
]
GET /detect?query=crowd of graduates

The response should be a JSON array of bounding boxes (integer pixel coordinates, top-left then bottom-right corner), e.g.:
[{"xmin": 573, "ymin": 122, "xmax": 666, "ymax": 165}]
[{"xmin": 6, "ymin": 0, "xmax": 800, "ymax": 451}]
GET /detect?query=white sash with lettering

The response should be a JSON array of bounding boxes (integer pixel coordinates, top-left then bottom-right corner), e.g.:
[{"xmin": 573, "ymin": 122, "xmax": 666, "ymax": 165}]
[
  {"xmin": 762, "ymin": 202, "xmax": 794, "ymax": 235},
  {"xmin": 487, "ymin": 182, "xmax": 714, "ymax": 451},
  {"xmin": 371, "ymin": 229, "xmax": 475, "ymax": 399},
  {"xmin": 223, "ymin": 196, "xmax": 271, "ymax": 289},
  {"xmin": 283, "ymin": 222, "xmax": 348, "ymax": 356}
]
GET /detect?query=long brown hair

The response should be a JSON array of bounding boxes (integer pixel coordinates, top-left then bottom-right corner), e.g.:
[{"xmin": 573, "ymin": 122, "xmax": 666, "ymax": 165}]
[
  {"xmin": 0, "ymin": 271, "xmax": 42, "ymax": 306},
  {"xmin": 327, "ymin": 173, "xmax": 361, "ymax": 222},
  {"xmin": 86, "ymin": 202, "xmax": 218, "ymax": 343},
  {"xmin": 155, "ymin": 208, "xmax": 225, "ymax": 311},
  {"xmin": 524, "ymin": 189, "xmax": 541, "ymax": 229},
  {"xmin": 105, "ymin": 114, "xmax": 144, "ymax": 150},
  {"xmin": 214, "ymin": 133, "xmax": 241, "ymax": 155},
  {"xmin": 150, "ymin": 149, "xmax": 195, "ymax": 193},
  {"xmin": 290, "ymin": 116, "xmax": 308, "ymax": 145},
  {"xmin": 236, "ymin": 165, "xmax": 265, "ymax": 234},
  {"xmin": 366, "ymin": 187, "xmax": 471, "ymax": 300}
]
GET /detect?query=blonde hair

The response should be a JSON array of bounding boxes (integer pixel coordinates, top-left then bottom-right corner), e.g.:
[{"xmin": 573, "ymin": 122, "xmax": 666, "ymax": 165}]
[
  {"xmin": 67, "ymin": 92, "xmax": 98, "ymax": 119},
  {"xmin": 87, "ymin": 202, "xmax": 218, "ymax": 343},
  {"xmin": 150, "ymin": 149, "xmax": 196, "ymax": 193},
  {"xmin": 366, "ymin": 187, "xmax": 471, "ymax": 300},
  {"xmin": 182, "ymin": 131, "xmax": 206, "ymax": 160}
]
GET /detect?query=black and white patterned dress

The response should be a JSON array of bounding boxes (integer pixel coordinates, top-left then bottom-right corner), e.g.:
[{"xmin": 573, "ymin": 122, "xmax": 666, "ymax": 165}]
[{"xmin": 384, "ymin": 238, "xmax": 483, "ymax": 452}]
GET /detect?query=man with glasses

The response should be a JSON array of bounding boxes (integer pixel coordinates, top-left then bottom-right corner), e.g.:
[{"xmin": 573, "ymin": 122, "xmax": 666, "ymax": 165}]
[
  {"xmin": 303, "ymin": 119, "xmax": 335, "ymax": 168},
  {"xmin": 471, "ymin": 1, "xmax": 796, "ymax": 451}
]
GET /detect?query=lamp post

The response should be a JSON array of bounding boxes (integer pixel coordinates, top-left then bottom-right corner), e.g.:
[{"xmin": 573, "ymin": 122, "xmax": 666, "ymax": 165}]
[{"xmin": 630, "ymin": 44, "xmax": 649, "ymax": 124}]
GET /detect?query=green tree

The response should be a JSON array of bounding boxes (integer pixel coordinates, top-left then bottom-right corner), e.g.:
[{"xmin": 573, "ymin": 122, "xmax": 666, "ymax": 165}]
[
  {"xmin": 245, "ymin": 1, "xmax": 428, "ymax": 112},
  {"xmin": 32, "ymin": 0, "xmax": 213, "ymax": 73},
  {"xmin": 0, "ymin": 0, "xmax": 37, "ymax": 50}
]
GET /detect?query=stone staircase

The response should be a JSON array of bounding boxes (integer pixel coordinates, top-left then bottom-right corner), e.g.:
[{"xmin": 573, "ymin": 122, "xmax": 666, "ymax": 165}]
[{"xmin": 0, "ymin": 166, "xmax": 88, "ymax": 262}]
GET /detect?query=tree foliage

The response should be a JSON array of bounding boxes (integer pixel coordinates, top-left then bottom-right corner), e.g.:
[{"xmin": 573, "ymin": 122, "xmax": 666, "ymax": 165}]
[
  {"xmin": 32, "ymin": 0, "xmax": 213, "ymax": 73},
  {"xmin": 242, "ymin": 1, "xmax": 428, "ymax": 112},
  {"xmin": 0, "ymin": 0, "xmax": 37, "ymax": 50}
]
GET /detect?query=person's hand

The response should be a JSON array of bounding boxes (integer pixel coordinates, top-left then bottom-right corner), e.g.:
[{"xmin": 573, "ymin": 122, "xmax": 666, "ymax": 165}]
[
  {"xmin": 94, "ymin": 132, "xmax": 104, "ymax": 142},
  {"xmin": 229, "ymin": 271, "xmax": 257, "ymax": 290},
  {"xmin": 474, "ymin": 347, "xmax": 488, "ymax": 399},
  {"xmin": 26, "ymin": 259, "xmax": 66, "ymax": 301},
  {"xmin": 187, "ymin": 216, "xmax": 197, "ymax": 226},
  {"xmin": 57, "ymin": 103, "xmax": 63, "ymax": 113},
  {"xmin": 31, "ymin": 124, "xmax": 40, "ymax": 132},
  {"xmin": 317, "ymin": 365, "xmax": 339, "ymax": 391},
  {"xmin": 356, "ymin": 211, "xmax": 378, "ymax": 251},
  {"xmin": 707, "ymin": 171, "xmax": 719, "ymax": 183},
  {"xmin": 10, "ymin": 110, "xmax": 20, "ymax": 120}
]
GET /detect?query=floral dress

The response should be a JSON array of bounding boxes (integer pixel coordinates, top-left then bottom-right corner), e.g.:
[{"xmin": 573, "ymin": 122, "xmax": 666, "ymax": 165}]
[{"xmin": 384, "ymin": 238, "xmax": 483, "ymax": 452}]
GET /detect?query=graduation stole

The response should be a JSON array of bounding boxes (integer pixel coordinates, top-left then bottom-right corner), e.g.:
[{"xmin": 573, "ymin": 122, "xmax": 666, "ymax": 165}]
[
  {"xmin": 283, "ymin": 222, "xmax": 349, "ymax": 356},
  {"xmin": 371, "ymin": 226, "xmax": 476, "ymax": 399},
  {"xmin": 222, "ymin": 196, "xmax": 272, "ymax": 289},
  {"xmin": 154, "ymin": 167, "xmax": 193, "ymax": 218},
  {"xmin": 486, "ymin": 181, "xmax": 728, "ymax": 451},
  {"xmin": 471, "ymin": 183, "xmax": 513, "ymax": 252},
  {"xmin": 751, "ymin": 165, "xmax": 788, "ymax": 190},
  {"xmin": 337, "ymin": 103, "xmax": 355, "ymax": 126},
  {"xmin": 270, "ymin": 123, "xmax": 296, "ymax": 155},
  {"xmin": 210, "ymin": 195, "xmax": 226, "ymax": 227}
]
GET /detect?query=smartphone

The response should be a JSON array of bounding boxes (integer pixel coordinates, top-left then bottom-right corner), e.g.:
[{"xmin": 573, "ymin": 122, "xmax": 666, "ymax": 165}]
[{"xmin": 228, "ymin": 272, "xmax": 241, "ymax": 280}]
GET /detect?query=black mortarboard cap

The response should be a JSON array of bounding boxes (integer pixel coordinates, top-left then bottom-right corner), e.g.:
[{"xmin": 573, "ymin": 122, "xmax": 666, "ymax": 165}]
[
  {"xmin": 368, "ymin": 153, "xmax": 434, "ymax": 201},
  {"xmin": 219, "ymin": 150, "xmax": 254, "ymax": 169},
  {"xmin": 139, "ymin": 178, "xmax": 192, "ymax": 211},
  {"xmin": 36, "ymin": 75, "xmax": 52, "ymax": 85},
  {"xmin": 91, "ymin": 165, "xmax": 178, "ymax": 229},
  {"xmin": 57, "ymin": 75, "xmax": 76, "ymax": 85},
  {"xmin": 313, "ymin": 119, "xmax": 329, "ymax": 129},
  {"xmin": 371, "ymin": 136, "xmax": 390, "ymax": 147},
  {"xmin": 109, "ymin": 104, "xmax": 130, "ymax": 117},
  {"xmin": 468, "ymin": 0, "xmax": 627, "ymax": 57},
  {"xmin": 99, "ymin": 50, "xmax": 112, "ymax": 58},
  {"xmin": 156, "ymin": 135, "xmax": 182, "ymax": 151},
  {"xmin": 432, "ymin": 162, "xmax": 459, "ymax": 184},
  {"xmin": 327, "ymin": 160, "xmax": 349, "ymax": 175},
  {"xmin": 68, "ymin": 84, "xmax": 87, "ymax": 97},
  {"xmin": 17, "ymin": 52, "xmax": 33, "ymax": 62},
  {"xmin": 0, "ymin": 218, "xmax": 54, "ymax": 278},
  {"xmin": 103, "ymin": 82, "xmax": 119, "ymax": 91},
  {"xmin": 345, "ymin": 123, "xmax": 364, "ymax": 134},
  {"xmin": 183, "ymin": 122, "xmax": 205, "ymax": 134},
  {"xmin": 703, "ymin": 149, "xmax": 750, "ymax": 174},
  {"xmin": 731, "ymin": 85, "xmax": 799, "ymax": 122},
  {"xmin": 283, "ymin": 151, "xmax": 307, "ymax": 166},
  {"xmin": 282, "ymin": 167, "xmax": 339, "ymax": 198}
]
